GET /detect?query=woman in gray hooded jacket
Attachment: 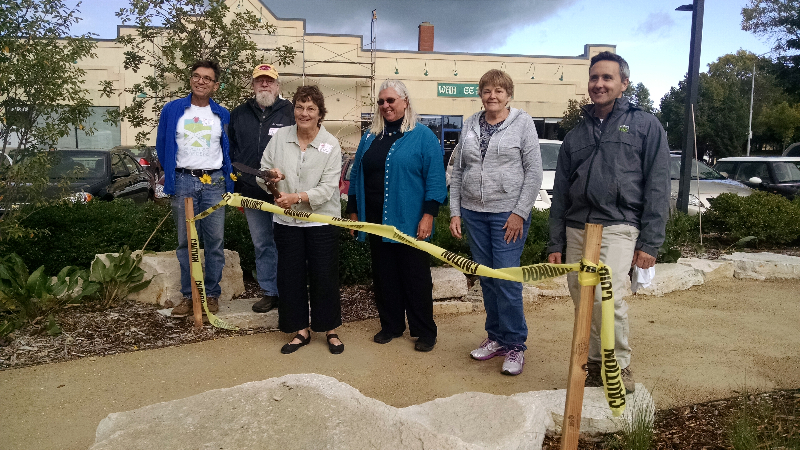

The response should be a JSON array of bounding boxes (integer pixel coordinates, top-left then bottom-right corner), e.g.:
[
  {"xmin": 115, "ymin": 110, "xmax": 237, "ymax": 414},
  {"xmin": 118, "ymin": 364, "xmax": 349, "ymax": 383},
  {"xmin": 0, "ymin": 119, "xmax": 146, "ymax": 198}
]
[{"xmin": 449, "ymin": 69, "xmax": 542, "ymax": 376}]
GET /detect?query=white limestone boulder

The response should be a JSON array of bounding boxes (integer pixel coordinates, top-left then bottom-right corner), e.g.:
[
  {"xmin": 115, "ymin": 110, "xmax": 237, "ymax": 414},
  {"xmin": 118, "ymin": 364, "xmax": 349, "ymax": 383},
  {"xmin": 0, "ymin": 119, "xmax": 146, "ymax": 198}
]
[
  {"xmin": 91, "ymin": 374, "xmax": 654, "ymax": 450},
  {"xmin": 634, "ymin": 263, "xmax": 704, "ymax": 297},
  {"xmin": 678, "ymin": 257, "xmax": 735, "ymax": 282},
  {"xmin": 431, "ymin": 266, "xmax": 469, "ymax": 300},
  {"xmin": 124, "ymin": 249, "xmax": 244, "ymax": 306},
  {"xmin": 721, "ymin": 252, "xmax": 800, "ymax": 280},
  {"xmin": 92, "ymin": 374, "xmax": 482, "ymax": 450}
]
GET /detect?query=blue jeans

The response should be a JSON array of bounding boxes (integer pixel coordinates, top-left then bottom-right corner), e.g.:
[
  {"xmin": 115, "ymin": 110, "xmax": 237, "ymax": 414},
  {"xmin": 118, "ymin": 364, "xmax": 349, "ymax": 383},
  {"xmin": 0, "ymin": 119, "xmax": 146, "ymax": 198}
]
[
  {"xmin": 244, "ymin": 208, "xmax": 278, "ymax": 296},
  {"xmin": 461, "ymin": 208, "xmax": 531, "ymax": 351},
  {"xmin": 171, "ymin": 171, "xmax": 226, "ymax": 298}
]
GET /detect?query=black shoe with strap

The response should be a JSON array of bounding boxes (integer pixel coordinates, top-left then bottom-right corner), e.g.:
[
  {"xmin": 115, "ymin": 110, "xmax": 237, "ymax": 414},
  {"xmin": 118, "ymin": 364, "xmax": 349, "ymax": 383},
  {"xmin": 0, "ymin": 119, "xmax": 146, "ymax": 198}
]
[
  {"xmin": 326, "ymin": 333, "xmax": 344, "ymax": 354},
  {"xmin": 281, "ymin": 332, "xmax": 310, "ymax": 354}
]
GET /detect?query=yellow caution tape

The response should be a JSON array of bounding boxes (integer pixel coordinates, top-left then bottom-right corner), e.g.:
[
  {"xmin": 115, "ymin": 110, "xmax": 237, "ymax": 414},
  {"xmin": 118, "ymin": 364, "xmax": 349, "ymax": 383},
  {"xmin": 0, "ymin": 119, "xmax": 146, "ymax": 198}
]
[
  {"xmin": 187, "ymin": 193, "xmax": 625, "ymax": 415},
  {"xmin": 186, "ymin": 207, "xmax": 238, "ymax": 331}
]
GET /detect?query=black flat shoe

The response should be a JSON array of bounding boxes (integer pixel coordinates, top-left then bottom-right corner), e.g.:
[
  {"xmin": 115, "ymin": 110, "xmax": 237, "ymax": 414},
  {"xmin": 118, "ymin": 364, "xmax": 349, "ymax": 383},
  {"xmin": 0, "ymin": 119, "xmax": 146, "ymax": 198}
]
[
  {"xmin": 281, "ymin": 332, "xmax": 310, "ymax": 354},
  {"xmin": 326, "ymin": 333, "xmax": 344, "ymax": 354},
  {"xmin": 252, "ymin": 295, "xmax": 278, "ymax": 313},
  {"xmin": 414, "ymin": 338, "xmax": 436, "ymax": 352},
  {"xmin": 373, "ymin": 330, "xmax": 403, "ymax": 344}
]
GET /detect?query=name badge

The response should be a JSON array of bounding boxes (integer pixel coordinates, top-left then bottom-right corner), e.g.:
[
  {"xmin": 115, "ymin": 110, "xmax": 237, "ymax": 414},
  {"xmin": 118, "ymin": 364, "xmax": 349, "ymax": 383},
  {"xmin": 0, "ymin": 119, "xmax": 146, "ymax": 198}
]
[
  {"xmin": 318, "ymin": 143, "xmax": 333, "ymax": 154},
  {"xmin": 268, "ymin": 127, "xmax": 280, "ymax": 136}
]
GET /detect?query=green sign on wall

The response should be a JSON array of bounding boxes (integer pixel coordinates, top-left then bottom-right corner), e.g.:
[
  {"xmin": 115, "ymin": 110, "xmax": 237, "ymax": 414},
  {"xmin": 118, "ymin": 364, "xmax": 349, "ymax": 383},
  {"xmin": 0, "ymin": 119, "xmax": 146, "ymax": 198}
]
[{"xmin": 437, "ymin": 83, "xmax": 480, "ymax": 98}]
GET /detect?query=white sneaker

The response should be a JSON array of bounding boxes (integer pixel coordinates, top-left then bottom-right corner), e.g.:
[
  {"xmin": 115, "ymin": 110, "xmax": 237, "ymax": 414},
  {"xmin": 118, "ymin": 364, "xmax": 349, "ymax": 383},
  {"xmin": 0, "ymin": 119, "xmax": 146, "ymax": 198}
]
[
  {"xmin": 501, "ymin": 350, "xmax": 524, "ymax": 376},
  {"xmin": 470, "ymin": 338, "xmax": 507, "ymax": 360}
]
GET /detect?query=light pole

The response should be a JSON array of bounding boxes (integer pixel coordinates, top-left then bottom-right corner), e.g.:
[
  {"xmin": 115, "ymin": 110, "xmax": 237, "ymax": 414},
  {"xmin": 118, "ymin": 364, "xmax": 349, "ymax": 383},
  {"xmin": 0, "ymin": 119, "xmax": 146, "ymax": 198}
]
[
  {"xmin": 747, "ymin": 63, "xmax": 755, "ymax": 156},
  {"xmin": 676, "ymin": 0, "xmax": 704, "ymax": 215}
]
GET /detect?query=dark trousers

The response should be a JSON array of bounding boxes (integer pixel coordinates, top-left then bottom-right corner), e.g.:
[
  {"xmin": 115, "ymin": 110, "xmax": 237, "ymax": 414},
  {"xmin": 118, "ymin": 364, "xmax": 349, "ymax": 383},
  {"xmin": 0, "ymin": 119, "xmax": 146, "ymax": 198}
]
[
  {"xmin": 368, "ymin": 234, "xmax": 437, "ymax": 342},
  {"xmin": 274, "ymin": 224, "xmax": 341, "ymax": 333}
]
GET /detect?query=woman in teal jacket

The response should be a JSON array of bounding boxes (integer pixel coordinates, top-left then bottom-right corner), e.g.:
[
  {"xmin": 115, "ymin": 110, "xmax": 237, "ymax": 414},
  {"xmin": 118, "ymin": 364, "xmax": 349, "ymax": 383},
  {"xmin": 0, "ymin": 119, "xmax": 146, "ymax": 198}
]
[{"xmin": 347, "ymin": 79, "xmax": 447, "ymax": 352}]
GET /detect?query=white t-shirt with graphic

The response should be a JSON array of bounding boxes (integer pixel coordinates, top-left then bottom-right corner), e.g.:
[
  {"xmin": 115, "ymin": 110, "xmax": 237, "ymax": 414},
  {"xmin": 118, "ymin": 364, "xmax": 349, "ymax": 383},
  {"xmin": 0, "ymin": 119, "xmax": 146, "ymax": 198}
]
[{"xmin": 175, "ymin": 104, "xmax": 223, "ymax": 170}]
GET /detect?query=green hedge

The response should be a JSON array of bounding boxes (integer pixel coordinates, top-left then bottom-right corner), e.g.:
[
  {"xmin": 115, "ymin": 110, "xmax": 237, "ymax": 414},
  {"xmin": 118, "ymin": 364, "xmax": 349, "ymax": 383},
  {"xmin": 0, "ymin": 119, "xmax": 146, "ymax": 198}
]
[
  {"xmin": 12, "ymin": 192, "xmax": 794, "ymax": 287},
  {"xmin": 1, "ymin": 200, "xmax": 178, "ymax": 274},
  {"xmin": 704, "ymin": 192, "xmax": 800, "ymax": 245}
]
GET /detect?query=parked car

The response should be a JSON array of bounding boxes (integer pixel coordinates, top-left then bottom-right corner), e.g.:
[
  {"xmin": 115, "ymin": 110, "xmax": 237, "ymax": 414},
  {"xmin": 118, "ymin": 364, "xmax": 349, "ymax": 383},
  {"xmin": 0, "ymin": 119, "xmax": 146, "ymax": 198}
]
[
  {"xmin": 670, "ymin": 154, "xmax": 752, "ymax": 215},
  {"xmin": 48, "ymin": 148, "xmax": 154, "ymax": 203},
  {"xmin": 535, "ymin": 139, "xmax": 561, "ymax": 210},
  {"xmin": 783, "ymin": 142, "xmax": 799, "ymax": 157},
  {"xmin": 113, "ymin": 145, "xmax": 161, "ymax": 178},
  {"xmin": 713, "ymin": 157, "xmax": 800, "ymax": 200}
]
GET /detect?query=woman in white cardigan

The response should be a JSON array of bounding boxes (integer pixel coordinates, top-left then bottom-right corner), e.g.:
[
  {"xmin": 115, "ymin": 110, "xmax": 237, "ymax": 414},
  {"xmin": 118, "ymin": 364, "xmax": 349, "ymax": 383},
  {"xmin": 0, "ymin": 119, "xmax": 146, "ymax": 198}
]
[
  {"xmin": 449, "ymin": 69, "xmax": 543, "ymax": 375},
  {"xmin": 259, "ymin": 86, "xmax": 344, "ymax": 355}
]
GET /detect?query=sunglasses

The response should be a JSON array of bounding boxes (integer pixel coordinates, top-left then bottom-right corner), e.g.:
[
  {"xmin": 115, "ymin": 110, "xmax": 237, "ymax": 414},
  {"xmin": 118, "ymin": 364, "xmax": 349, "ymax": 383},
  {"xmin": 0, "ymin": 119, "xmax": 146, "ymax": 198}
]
[{"xmin": 377, "ymin": 97, "xmax": 402, "ymax": 106}]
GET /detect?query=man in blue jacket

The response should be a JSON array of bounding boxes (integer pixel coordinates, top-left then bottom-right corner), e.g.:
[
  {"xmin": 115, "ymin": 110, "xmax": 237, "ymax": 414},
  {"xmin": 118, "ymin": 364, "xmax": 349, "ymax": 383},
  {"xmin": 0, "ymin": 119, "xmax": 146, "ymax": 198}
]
[
  {"xmin": 156, "ymin": 60, "xmax": 235, "ymax": 316},
  {"xmin": 547, "ymin": 52, "xmax": 670, "ymax": 394}
]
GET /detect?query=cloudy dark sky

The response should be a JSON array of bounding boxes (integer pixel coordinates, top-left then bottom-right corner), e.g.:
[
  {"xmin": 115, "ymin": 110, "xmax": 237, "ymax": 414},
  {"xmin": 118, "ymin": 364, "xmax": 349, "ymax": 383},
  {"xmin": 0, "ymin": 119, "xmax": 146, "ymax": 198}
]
[{"xmin": 265, "ymin": 0, "xmax": 578, "ymax": 54}]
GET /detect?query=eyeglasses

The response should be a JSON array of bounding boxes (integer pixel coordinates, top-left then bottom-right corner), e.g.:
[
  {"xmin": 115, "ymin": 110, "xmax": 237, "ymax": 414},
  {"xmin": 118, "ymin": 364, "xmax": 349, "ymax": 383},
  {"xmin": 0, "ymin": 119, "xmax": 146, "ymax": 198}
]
[
  {"xmin": 294, "ymin": 105, "xmax": 319, "ymax": 114},
  {"xmin": 254, "ymin": 77, "xmax": 277, "ymax": 85},
  {"xmin": 377, "ymin": 97, "xmax": 401, "ymax": 106},
  {"xmin": 191, "ymin": 73, "xmax": 217, "ymax": 84}
]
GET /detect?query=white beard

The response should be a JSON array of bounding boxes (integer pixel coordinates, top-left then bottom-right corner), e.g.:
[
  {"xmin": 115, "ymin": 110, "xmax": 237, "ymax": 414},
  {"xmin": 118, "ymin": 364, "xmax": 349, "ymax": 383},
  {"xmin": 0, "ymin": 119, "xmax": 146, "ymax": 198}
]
[{"xmin": 255, "ymin": 91, "xmax": 277, "ymax": 109}]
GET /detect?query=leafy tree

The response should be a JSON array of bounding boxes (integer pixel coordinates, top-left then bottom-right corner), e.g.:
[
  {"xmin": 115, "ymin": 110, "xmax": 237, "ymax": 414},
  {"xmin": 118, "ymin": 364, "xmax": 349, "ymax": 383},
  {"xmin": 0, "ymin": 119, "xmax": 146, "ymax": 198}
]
[
  {"xmin": 0, "ymin": 0, "xmax": 96, "ymax": 156},
  {"xmin": 624, "ymin": 82, "xmax": 655, "ymax": 114},
  {"xmin": 755, "ymin": 100, "xmax": 800, "ymax": 147},
  {"xmin": 557, "ymin": 97, "xmax": 591, "ymax": 140},
  {"xmin": 742, "ymin": 0, "xmax": 800, "ymax": 98},
  {"xmin": 103, "ymin": 0, "xmax": 296, "ymax": 145},
  {"xmin": 658, "ymin": 50, "xmax": 791, "ymax": 158},
  {"xmin": 0, "ymin": 0, "xmax": 97, "ymax": 240}
]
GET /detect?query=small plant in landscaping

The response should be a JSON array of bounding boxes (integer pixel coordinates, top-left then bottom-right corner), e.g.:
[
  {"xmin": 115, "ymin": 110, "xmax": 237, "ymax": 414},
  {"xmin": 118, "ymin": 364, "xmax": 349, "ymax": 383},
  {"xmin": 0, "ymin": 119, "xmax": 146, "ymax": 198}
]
[
  {"xmin": 726, "ymin": 388, "xmax": 800, "ymax": 450},
  {"xmin": 0, "ymin": 253, "xmax": 98, "ymax": 336},
  {"xmin": 89, "ymin": 246, "xmax": 151, "ymax": 309},
  {"xmin": 604, "ymin": 394, "xmax": 655, "ymax": 450}
]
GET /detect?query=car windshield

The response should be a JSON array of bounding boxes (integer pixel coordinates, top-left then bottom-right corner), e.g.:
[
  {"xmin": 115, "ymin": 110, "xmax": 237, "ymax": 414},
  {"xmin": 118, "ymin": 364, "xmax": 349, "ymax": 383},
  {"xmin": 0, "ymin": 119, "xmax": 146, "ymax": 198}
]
[
  {"xmin": 50, "ymin": 152, "xmax": 106, "ymax": 180},
  {"xmin": 773, "ymin": 162, "xmax": 800, "ymax": 183},
  {"xmin": 540, "ymin": 142, "xmax": 560, "ymax": 171},
  {"xmin": 669, "ymin": 157, "xmax": 726, "ymax": 180}
]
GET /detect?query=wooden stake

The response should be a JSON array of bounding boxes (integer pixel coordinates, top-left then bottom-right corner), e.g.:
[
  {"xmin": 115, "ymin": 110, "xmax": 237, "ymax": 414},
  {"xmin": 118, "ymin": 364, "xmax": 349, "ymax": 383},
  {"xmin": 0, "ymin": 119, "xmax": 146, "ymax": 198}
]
[
  {"xmin": 560, "ymin": 223, "xmax": 603, "ymax": 450},
  {"xmin": 184, "ymin": 198, "xmax": 203, "ymax": 329}
]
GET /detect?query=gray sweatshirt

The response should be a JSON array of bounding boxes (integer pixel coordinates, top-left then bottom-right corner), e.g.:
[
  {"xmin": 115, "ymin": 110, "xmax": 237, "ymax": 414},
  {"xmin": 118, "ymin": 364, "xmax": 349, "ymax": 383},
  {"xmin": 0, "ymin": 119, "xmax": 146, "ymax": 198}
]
[{"xmin": 450, "ymin": 108, "xmax": 543, "ymax": 218}]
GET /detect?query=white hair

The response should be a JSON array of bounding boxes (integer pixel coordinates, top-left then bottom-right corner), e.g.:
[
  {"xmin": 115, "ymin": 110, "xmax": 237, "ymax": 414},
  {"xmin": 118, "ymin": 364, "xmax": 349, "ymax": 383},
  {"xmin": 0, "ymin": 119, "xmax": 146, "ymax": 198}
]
[{"xmin": 369, "ymin": 79, "xmax": 417, "ymax": 135}]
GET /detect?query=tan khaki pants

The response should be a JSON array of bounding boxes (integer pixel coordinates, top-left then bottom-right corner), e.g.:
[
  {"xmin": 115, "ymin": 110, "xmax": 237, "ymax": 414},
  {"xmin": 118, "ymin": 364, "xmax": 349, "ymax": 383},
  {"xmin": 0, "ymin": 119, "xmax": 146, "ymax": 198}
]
[{"xmin": 565, "ymin": 224, "xmax": 638, "ymax": 369}]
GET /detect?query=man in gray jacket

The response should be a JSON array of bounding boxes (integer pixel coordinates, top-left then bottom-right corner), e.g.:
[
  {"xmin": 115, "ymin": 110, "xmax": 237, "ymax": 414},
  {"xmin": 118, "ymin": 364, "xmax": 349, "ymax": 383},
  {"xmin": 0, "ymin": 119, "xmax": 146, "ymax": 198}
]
[{"xmin": 547, "ymin": 52, "xmax": 670, "ymax": 393}]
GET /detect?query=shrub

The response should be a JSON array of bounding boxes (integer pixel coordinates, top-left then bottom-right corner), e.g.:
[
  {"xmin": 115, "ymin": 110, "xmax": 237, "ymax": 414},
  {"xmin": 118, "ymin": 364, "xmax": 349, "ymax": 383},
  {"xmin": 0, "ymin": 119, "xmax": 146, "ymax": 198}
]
[
  {"xmin": 658, "ymin": 211, "xmax": 701, "ymax": 262},
  {"xmin": 430, "ymin": 205, "xmax": 471, "ymax": 266},
  {"xmin": 704, "ymin": 192, "xmax": 800, "ymax": 245},
  {"xmin": 1, "ymin": 199, "xmax": 177, "ymax": 274},
  {"xmin": 521, "ymin": 208, "xmax": 550, "ymax": 266},
  {"xmin": 338, "ymin": 229, "xmax": 372, "ymax": 285},
  {"xmin": 223, "ymin": 207, "xmax": 256, "ymax": 277}
]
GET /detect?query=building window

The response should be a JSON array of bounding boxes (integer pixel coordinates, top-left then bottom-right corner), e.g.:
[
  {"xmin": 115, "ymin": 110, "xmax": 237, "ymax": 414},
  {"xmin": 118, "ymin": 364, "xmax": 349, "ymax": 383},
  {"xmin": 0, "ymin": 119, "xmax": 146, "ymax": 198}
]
[{"xmin": 56, "ymin": 106, "xmax": 121, "ymax": 149}]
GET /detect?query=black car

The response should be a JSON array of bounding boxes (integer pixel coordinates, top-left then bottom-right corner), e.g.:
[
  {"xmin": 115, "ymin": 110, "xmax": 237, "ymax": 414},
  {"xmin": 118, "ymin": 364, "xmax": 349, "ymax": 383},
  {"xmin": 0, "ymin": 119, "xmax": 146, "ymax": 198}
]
[
  {"xmin": 713, "ymin": 157, "xmax": 800, "ymax": 200},
  {"xmin": 48, "ymin": 149, "xmax": 154, "ymax": 203}
]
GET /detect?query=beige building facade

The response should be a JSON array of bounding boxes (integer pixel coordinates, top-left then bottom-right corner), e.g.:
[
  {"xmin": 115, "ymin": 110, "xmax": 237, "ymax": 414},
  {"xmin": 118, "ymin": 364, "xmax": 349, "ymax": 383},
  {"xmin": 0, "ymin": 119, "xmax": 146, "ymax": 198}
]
[{"xmin": 72, "ymin": 0, "xmax": 614, "ymax": 153}]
